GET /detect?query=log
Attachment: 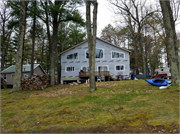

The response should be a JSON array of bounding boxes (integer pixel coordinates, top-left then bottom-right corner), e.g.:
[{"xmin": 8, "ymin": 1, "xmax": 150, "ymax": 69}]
[{"xmin": 21, "ymin": 74, "xmax": 50, "ymax": 90}]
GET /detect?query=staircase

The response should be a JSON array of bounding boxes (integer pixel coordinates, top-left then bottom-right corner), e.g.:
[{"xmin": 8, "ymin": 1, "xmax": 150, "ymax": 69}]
[{"xmin": 109, "ymin": 72, "xmax": 118, "ymax": 81}]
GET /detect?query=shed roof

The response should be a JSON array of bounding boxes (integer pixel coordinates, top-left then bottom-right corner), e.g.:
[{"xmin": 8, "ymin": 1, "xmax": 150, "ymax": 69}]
[
  {"xmin": 1, "ymin": 64, "xmax": 44, "ymax": 74},
  {"xmin": 59, "ymin": 37, "xmax": 131, "ymax": 55}
]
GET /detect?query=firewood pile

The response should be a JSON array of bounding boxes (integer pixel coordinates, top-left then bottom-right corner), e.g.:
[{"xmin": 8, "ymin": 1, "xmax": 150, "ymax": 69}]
[{"xmin": 21, "ymin": 74, "xmax": 50, "ymax": 90}]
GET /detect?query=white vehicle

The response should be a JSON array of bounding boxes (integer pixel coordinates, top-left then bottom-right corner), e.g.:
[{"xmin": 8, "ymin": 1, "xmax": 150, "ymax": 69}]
[{"xmin": 153, "ymin": 68, "xmax": 171, "ymax": 79}]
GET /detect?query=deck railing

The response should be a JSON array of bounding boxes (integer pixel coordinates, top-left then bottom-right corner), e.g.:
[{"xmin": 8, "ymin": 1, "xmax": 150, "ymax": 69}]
[{"xmin": 79, "ymin": 71, "xmax": 109, "ymax": 77}]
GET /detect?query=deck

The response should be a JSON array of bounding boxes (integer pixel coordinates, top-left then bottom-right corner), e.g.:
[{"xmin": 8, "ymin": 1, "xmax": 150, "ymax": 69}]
[{"xmin": 79, "ymin": 71, "xmax": 110, "ymax": 81}]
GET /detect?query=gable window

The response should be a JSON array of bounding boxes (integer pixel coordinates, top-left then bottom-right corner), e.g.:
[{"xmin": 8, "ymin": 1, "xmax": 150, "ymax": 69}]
[
  {"xmin": 112, "ymin": 51, "xmax": 125, "ymax": 59},
  {"xmin": 67, "ymin": 53, "xmax": 78, "ymax": 60},
  {"xmin": 115, "ymin": 65, "xmax": 125, "ymax": 71},
  {"xmin": 86, "ymin": 48, "xmax": 104, "ymax": 59},
  {"xmin": 66, "ymin": 66, "xmax": 75, "ymax": 72}
]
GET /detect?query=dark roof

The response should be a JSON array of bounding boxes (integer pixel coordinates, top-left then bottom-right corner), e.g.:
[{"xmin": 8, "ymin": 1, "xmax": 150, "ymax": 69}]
[
  {"xmin": 59, "ymin": 37, "xmax": 131, "ymax": 55},
  {"xmin": 1, "ymin": 64, "xmax": 46, "ymax": 74}
]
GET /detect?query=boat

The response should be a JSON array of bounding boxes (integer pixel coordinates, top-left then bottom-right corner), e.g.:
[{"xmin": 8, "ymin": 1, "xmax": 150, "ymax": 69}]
[{"xmin": 145, "ymin": 79, "xmax": 171, "ymax": 86}]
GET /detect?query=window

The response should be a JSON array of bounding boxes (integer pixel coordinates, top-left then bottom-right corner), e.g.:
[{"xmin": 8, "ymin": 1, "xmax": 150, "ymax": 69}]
[
  {"xmin": 24, "ymin": 74, "xmax": 29, "ymax": 79},
  {"xmin": 86, "ymin": 48, "xmax": 104, "ymax": 59},
  {"xmin": 11, "ymin": 74, "xmax": 15, "ymax": 78},
  {"xmin": 112, "ymin": 51, "xmax": 125, "ymax": 59},
  {"xmin": 81, "ymin": 66, "xmax": 89, "ymax": 72},
  {"xmin": 67, "ymin": 53, "xmax": 78, "ymax": 60},
  {"xmin": 66, "ymin": 66, "xmax": 75, "ymax": 72},
  {"xmin": 97, "ymin": 66, "xmax": 109, "ymax": 71},
  {"xmin": 3, "ymin": 74, "xmax": 6, "ymax": 79},
  {"xmin": 115, "ymin": 65, "xmax": 125, "ymax": 71}
]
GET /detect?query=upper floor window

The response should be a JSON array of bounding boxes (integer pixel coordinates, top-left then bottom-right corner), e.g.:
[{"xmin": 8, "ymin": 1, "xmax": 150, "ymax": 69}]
[
  {"xmin": 112, "ymin": 51, "xmax": 125, "ymax": 59},
  {"xmin": 86, "ymin": 48, "xmax": 104, "ymax": 59},
  {"xmin": 67, "ymin": 53, "xmax": 78, "ymax": 60}
]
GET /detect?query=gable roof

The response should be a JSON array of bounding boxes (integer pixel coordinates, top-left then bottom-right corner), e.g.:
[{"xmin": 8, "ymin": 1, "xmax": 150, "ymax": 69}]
[
  {"xmin": 1, "ymin": 64, "xmax": 45, "ymax": 74},
  {"xmin": 59, "ymin": 37, "xmax": 131, "ymax": 55}
]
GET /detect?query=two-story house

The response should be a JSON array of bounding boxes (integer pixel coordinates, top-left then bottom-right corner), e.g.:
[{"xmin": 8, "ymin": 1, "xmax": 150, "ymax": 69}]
[{"xmin": 59, "ymin": 37, "xmax": 131, "ymax": 84}]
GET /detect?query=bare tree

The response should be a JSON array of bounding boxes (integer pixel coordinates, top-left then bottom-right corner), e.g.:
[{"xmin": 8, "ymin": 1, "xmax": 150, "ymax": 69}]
[
  {"xmin": 109, "ymin": 0, "xmax": 157, "ymax": 74},
  {"xmin": 86, "ymin": 0, "xmax": 98, "ymax": 92}
]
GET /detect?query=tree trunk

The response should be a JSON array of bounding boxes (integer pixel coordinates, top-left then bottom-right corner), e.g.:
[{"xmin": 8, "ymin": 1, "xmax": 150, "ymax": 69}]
[
  {"xmin": 43, "ymin": 0, "xmax": 51, "ymax": 74},
  {"xmin": 41, "ymin": 38, "xmax": 45, "ymax": 64},
  {"xmin": 139, "ymin": 34, "xmax": 146, "ymax": 74},
  {"xmin": 50, "ymin": 14, "xmax": 59, "ymax": 86},
  {"xmin": 159, "ymin": 0, "xmax": 180, "ymax": 85},
  {"xmin": 145, "ymin": 37, "xmax": 149, "ymax": 75},
  {"xmin": 134, "ymin": 41, "xmax": 139, "ymax": 70},
  {"xmin": 12, "ymin": 1, "xmax": 28, "ymax": 92},
  {"xmin": 86, "ymin": 1, "xmax": 98, "ymax": 92},
  {"xmin": 1, "ymin": 19, "xmax": 5, "ymax": 71},
  {"xmin": 91, "ymin": 1, "xmax": 98, "ymax": 91},
  {"xmin": 30, "ymin": 1, "xmax": 36, "ymax": 77},
  {"xmin": 57, "ymin": 59, "xmax": 60, "ymax": 84}
]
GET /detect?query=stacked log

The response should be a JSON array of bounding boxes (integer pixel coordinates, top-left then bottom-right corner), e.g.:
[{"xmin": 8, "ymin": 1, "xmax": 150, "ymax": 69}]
[{"xmin": 21, "ymin": 74, "xmax": 49, "ymax": 90}]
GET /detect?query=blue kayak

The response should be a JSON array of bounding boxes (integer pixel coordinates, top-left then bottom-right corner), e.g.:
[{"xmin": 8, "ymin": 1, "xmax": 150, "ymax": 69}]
[{"xmin": 145, "ymin": 79, "xmax": 171, "ymax": 86}]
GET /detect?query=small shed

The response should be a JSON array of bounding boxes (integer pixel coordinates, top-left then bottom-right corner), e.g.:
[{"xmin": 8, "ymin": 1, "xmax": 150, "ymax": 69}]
[{"xmin": 1, "ymin": 64, "xmax": 46, "ymax": 85}]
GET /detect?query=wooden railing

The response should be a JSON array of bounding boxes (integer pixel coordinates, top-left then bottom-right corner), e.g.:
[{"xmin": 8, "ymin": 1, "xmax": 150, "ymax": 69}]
[{"xmin": 79, "ymin": 71, "xmax": 110, "ymax": 77}]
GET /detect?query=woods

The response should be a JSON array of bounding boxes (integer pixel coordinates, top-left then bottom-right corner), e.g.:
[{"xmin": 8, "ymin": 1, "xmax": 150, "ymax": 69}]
[
  {"xmin": 102, "ymin": 0, "xmax": 180, "ymax": 83},
  {"xmin": 0, "ymin": 0, "xmax": 180, "ymax": 92}
]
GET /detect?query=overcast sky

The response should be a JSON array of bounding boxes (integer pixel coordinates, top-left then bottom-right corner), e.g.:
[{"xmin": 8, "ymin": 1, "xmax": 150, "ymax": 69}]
[
  {"xmin": 78, "ymin": 0, "xmax": 116, "ymax": 37},
  {"xmin": 78, "ymin": 0, "xmax": 180, "ymax": 36}
]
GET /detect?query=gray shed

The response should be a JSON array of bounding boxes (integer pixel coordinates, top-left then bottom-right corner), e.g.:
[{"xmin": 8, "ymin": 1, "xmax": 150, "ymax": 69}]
[{"xmin": 1, "ymin": 64, "xmax": 46, "ymax": 85}]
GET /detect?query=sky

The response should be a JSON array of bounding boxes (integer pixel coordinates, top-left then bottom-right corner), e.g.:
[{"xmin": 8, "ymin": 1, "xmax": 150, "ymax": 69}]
[
  {"xmin": 78, "ymin": 0, "xmax": 180, "ymax": 36},
  {"xmin": 96, "ymin": 0, "xmax": 115, "ymax": 36},
  {"xmin": 78, "ymin": 0, "xmax": 115, "ymax": 37}
]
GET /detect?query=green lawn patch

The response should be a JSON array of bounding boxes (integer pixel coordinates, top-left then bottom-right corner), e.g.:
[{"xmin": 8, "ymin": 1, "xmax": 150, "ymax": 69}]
[{"xmin": 1, "ymin": 80, "xmax": 179, "ymax": 133}]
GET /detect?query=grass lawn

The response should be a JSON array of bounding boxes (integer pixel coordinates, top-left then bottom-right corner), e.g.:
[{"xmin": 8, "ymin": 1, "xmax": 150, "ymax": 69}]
[{"xmin": 1, "ymin": 80, "xmax": 179, "ymax": 133}]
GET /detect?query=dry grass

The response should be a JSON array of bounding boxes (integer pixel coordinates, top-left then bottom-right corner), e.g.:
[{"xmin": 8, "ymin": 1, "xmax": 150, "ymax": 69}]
[{"xmin": 1, "ymin": 80, "xmax": 179, "ymax": 133}]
